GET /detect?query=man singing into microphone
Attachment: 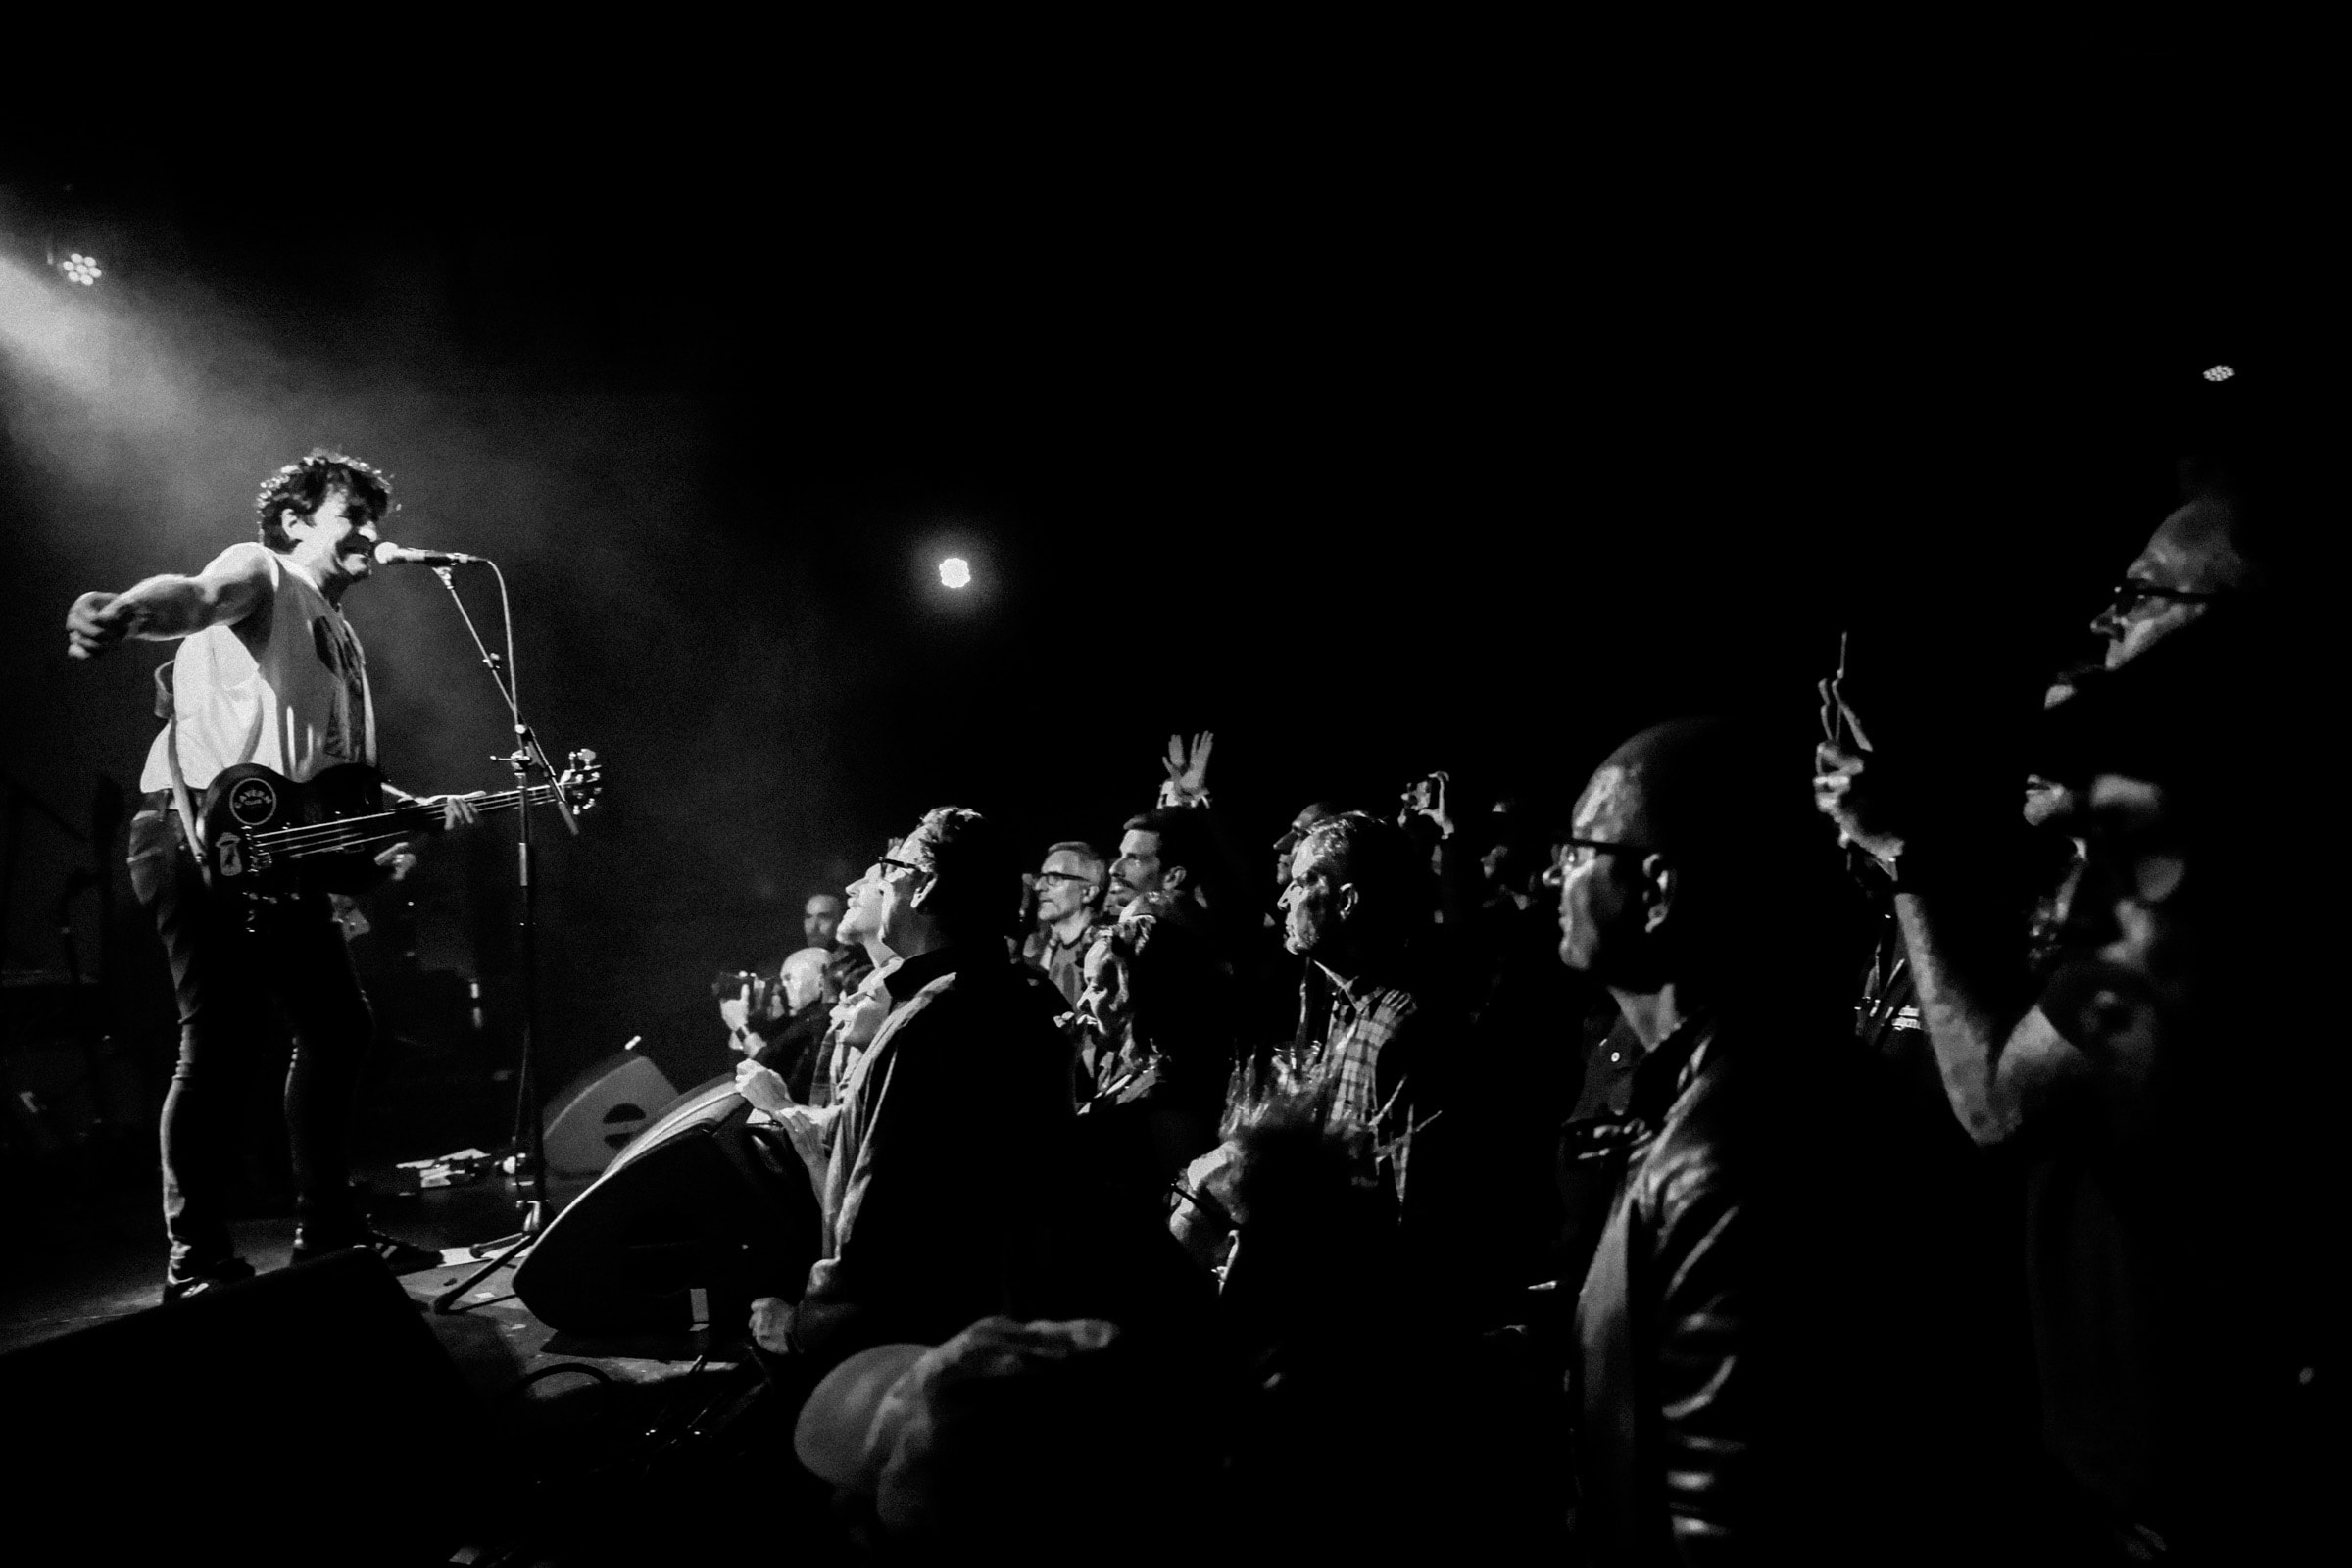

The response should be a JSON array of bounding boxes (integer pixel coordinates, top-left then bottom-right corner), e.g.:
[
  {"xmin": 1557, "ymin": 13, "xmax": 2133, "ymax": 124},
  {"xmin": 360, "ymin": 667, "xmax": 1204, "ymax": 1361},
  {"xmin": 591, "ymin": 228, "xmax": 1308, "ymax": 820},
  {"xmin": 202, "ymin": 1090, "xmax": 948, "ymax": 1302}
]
[{"xmin": 65, "ymin": 448, "xmax": 476, "ymax": 1301}]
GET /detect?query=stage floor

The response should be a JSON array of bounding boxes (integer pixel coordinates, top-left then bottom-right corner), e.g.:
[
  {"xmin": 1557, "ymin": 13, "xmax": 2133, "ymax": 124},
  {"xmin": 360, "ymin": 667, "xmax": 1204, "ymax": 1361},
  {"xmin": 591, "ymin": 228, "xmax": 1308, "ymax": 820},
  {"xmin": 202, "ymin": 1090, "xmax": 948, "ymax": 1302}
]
[{"xmin": 2, "ymin": 1156, "xmax": 841, "ymax": 1565}]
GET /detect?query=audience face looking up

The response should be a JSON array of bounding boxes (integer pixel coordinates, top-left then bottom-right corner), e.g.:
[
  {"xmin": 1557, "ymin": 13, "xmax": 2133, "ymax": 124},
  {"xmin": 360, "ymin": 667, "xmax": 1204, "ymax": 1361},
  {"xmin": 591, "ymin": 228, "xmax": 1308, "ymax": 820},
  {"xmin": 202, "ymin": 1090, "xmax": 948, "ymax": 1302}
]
[
  {"xmin": 839, "ymin": 851, "xmax": 905, "ymax": 956},
  {"xmin": 874, "ymin": 808, "xmax": 1022, "ymax": 962}
]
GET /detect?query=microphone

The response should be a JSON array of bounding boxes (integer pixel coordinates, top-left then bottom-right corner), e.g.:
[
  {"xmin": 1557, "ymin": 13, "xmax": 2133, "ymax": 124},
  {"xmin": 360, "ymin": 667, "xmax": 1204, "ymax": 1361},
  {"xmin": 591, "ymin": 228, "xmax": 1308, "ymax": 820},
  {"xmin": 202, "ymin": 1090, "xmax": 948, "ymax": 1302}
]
[{"xmin": 372, "ymin": 540, "xmax": 486, "ymax": 567}]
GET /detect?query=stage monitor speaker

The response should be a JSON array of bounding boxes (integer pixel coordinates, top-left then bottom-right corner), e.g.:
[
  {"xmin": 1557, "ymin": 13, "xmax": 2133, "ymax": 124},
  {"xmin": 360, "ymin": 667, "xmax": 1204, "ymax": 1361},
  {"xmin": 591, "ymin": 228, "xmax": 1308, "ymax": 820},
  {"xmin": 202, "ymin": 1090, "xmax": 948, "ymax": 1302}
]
[
  {"xmin": 514, "ymin": 1074, "xmax": 821, "ymax": 1335},
  {"xmin": 542, "ymin": 1050, "xmax": 679, "ymax": 1175},
  {"xmin": 0, "ymin": 1248, "xmax": 485, "ymax": 1566}
]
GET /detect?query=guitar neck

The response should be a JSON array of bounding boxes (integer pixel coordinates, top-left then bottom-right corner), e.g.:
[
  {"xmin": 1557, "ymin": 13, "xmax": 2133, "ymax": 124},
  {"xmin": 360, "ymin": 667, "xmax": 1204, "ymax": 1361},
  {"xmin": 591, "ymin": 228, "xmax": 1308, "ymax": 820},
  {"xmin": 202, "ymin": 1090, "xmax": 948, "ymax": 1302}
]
[{"xmin": 259, "ymin": 783, "xmax": 571, "ymax": 859}]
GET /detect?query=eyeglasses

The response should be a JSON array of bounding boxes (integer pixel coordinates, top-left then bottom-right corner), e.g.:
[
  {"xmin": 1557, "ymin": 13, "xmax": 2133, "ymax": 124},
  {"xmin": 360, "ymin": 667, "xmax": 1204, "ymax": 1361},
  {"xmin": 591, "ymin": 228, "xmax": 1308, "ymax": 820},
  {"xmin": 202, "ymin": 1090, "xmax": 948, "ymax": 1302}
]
[
  {"xmin": 876, "ymin": 855, "xmax": 931, "ymax": 879},
  {"xmin": 1541, "ymin": 837, "xmax": 1656, "ymax": 888},
  {"xmin": 2104, "ymin": 581, "xmax": 2229, "ymax": 619},
  {"xmin": 1034, "ymin": 870, "xmax": 1094, "ymax": 886}
]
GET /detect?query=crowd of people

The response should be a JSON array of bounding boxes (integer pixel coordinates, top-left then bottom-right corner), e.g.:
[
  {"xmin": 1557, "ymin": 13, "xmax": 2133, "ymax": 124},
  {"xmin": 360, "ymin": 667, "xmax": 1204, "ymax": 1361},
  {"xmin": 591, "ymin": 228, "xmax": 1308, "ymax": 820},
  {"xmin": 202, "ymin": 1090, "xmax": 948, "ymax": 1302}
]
[
  {"xmin": 70, "ymin": 390, "xmax": 2317, "ymax": 1560},
  {"xmin": 700, "ymin": 401, "xmax": 2323, "ymax": 1560}
]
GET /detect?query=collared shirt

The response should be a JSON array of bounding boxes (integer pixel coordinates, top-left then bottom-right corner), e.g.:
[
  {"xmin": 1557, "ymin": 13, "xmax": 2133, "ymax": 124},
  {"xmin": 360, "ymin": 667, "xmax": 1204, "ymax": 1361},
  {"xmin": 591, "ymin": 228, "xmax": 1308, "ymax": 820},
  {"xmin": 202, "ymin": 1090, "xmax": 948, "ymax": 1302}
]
[
  {"xmin": 1307, "ymin": 966, "xmax": 1428, "ymax": 1199},
  {"xmin": 1021, "ymin": 918, "xmax": 1097, "ymax": 1010},
  {"xmin": 809, "ymin": 957, "xmax": 904, "ymax": 1111}
]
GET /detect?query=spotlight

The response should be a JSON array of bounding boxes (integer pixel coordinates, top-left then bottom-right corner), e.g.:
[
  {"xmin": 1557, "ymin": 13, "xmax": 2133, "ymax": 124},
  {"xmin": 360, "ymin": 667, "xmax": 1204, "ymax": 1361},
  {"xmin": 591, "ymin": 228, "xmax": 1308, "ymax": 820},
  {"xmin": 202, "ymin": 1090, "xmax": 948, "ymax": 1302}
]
[
  {"xmin": 938, "ymin": 557, "xmax": 972, "ymax": 590},
  {"xmin": 2202, "ymin": 364, "xmax": 2235, "ymax": 382},
  {"xmin": 58, "ymin": 251, "xmax": 103, "ymax": 287}
]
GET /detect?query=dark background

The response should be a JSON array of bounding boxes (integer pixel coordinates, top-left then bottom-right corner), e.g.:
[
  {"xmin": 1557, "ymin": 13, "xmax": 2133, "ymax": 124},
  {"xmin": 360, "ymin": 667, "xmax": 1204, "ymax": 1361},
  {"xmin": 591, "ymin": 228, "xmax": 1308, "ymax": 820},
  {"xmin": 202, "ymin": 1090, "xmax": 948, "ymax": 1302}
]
[{"xmin": 0, "ymin": 98, "xmax": 2319, "ymax": 1116}]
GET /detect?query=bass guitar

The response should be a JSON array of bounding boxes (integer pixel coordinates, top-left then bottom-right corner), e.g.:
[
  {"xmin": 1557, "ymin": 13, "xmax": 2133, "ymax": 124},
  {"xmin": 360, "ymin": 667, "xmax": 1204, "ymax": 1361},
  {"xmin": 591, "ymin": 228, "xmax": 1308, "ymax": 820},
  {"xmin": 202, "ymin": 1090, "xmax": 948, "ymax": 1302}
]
[{"xmin": 198, "ymin": 750, "xmax": 603, "ymax": 907}]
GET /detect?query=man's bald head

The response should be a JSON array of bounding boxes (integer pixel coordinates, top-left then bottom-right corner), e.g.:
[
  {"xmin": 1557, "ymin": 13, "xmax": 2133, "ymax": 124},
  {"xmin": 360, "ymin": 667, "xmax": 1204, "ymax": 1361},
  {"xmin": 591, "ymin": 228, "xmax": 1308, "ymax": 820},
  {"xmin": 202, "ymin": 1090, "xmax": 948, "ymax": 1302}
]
[
  {"xmin": 1577, "ymin": 718, "xmax": 1796, "ymax": 863},
  {"xmin": 1561, "ymin": 717, "xmax": 1836, "ymax": 993}
]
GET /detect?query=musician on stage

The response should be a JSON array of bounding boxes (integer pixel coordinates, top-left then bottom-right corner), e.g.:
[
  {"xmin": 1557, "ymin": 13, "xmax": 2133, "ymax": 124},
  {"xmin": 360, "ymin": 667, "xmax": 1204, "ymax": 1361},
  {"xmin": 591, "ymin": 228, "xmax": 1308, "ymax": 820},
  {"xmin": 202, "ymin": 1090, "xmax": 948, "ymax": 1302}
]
[{"xmin": 66, "ymin": 448, "xmax": 478, "ymax": 1302}]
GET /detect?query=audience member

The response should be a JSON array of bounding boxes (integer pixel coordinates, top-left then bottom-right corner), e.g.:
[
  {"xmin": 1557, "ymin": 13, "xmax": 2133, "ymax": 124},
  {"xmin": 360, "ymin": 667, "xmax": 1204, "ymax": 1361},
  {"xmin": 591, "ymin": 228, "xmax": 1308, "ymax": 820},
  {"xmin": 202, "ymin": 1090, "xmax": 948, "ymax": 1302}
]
[
  {"xmin": 721, "ymin": 946, "xmax": 837, "ymax": 1100},
  {"xmin": 766, "ymin": 807, "xmax": 1074, "ymax": 1371},
  {"xmin": 665, "ymin": 390, "xmax": 2328, "ymax": 1558},
  {"xmin": 1249, "ymin": 809, "xmax": 1494, "ymax": 1311},
  {"xmin": 1556, "ymin": 717, "xmax": 1946, "ymax": 1558},
  {"xmin": 1811, "ymin": 430, "xmax": 2311, "ymax": 1556},
  {"xmin": 1107, "ymin": 807, "xmax": 1210, "ymax": 918},
  {"xmin": 1269, "ymin": 800, "xmax": 1338, "ymax": 894},
  {"xmin": 2010, "ymin": 612, "xmax": 2318, "ymax": 1557},
  {"xmin": 1072, "ymin": 891, "xmax": 1231, "ymax": 1191},
  {"xmin": 1021, "ymin": 840, "xmax": 1106, "ymax": 1009},
  {"xmin": 1246, "ymin": 797, "xmax": 1341, "ymax": 1053},
  {"xmin": 803, "ymin": 891, "xmax": 844, "ymax": 951}
]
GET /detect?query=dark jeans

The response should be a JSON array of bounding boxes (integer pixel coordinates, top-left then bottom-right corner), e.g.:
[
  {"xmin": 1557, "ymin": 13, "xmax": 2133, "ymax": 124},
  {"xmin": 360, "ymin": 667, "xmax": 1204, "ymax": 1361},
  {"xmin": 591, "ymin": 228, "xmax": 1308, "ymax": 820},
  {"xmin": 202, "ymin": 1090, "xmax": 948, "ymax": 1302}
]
[{"xmin": 128, "ymin": 803, "xmax": 374, "ymax": 1273}]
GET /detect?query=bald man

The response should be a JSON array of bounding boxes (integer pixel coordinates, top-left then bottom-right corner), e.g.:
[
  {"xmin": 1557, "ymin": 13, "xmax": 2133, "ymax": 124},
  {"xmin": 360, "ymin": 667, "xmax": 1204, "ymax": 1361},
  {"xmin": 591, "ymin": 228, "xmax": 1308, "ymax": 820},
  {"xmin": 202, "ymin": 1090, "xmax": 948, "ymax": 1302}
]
[{"xmin": 1557, "ymin": 718, "xmax": 1935, "ymax": 1559}]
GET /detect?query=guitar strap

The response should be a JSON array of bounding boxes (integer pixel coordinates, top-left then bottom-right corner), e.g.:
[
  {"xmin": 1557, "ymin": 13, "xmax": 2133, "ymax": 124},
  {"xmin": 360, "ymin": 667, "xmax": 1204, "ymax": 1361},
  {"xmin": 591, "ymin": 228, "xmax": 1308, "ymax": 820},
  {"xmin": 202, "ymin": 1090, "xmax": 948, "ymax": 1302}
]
[{"xmin": 153, "ymin": 662, "xmax": 212, "ymax": 891}]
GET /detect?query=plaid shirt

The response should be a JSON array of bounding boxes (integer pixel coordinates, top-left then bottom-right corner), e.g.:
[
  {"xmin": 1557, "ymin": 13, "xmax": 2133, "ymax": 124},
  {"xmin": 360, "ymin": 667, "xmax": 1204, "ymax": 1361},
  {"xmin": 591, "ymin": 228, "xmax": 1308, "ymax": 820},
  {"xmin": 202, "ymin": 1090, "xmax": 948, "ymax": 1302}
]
[{"xmin": 1310, "ymin": 969, "xmax": 1426, "ymax": 1200}]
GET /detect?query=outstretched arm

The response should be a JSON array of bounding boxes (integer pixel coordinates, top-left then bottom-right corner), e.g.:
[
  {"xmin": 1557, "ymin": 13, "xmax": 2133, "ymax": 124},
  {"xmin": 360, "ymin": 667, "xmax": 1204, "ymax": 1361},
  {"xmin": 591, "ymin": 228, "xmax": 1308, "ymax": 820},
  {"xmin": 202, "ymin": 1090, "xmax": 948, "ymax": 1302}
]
[{"xmin": 66, "ymin": 547, "xmax": 273, "ymax": 659}]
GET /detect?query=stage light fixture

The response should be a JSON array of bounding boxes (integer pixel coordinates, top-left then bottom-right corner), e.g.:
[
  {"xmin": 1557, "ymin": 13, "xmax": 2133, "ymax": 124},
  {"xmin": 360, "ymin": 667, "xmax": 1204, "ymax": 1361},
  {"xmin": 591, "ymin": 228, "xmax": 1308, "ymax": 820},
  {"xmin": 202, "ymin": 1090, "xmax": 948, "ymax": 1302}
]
[
  {"xmin": 939, "ymin": 557, "xmax": 972, "ymax": 589},
  {"xmin": 2202, "ymin": 364, "xmax": 2234, "ymax": 382},
  {"xmin": 59, "ymin": 251, "xmax": 103, "ymax": 286}
]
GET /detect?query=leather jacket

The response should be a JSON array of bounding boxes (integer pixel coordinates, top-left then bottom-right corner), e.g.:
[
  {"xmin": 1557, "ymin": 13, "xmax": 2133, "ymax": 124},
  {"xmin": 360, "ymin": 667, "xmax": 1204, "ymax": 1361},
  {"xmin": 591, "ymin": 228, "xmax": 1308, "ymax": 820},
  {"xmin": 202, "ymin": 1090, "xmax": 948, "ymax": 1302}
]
[{"xmin": 1571, "ymin": 1012, "xmax": 1835, "ymax": 1564}]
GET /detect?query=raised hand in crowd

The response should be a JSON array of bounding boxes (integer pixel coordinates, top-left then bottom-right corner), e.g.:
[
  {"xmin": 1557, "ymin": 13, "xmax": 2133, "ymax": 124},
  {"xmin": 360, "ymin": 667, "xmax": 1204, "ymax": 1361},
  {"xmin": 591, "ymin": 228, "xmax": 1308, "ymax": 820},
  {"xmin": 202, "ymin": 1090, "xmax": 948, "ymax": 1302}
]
[
  {"xmin": 1156, "ymin": 731, "xmax": 1215, "ymax": 808},
  {"xmin": 1396, "ymin": 769, "xmax": 1454, "ymax": 841},
  {"xmin": 1811, "ymin": 671, "xmax": 1911, "ymax": 870}
]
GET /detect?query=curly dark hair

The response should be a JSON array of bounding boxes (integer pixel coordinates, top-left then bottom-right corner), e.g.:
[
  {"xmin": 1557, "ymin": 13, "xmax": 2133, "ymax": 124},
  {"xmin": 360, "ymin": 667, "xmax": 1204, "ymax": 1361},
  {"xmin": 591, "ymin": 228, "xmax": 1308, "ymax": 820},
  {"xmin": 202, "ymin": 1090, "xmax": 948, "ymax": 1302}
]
[{"xmin": 253, "ymin": 448, "xmax": 393, "ymax": 551}]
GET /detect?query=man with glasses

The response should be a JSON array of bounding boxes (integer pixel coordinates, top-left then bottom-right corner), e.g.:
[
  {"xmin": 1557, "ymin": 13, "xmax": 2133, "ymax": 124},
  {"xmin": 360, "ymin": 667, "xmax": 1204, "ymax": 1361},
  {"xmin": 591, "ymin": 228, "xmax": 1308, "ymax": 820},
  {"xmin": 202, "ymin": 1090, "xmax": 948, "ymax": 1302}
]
[
  {"xmin": 1021, "ymin": 840, "xmax": 1106, "ymax": 1009},
  {"xmin": 1813, "ymin": 449, "xmax": 2279, "ymax": 1138},
  {"xmin": 1557, "ymin": 717, "xmax": 1929, "ymax": 1558},
  {"xmin": 2085, "ymin": 485, "xmax": 2264, "ymax": 670},
  {"xmin": 764, "ymin": 807, "xmax": 1074, "ymax": 1372},
  {"xmin": 1810, "ymin": 418, "xmax": 2305, "ymax": 1555}
]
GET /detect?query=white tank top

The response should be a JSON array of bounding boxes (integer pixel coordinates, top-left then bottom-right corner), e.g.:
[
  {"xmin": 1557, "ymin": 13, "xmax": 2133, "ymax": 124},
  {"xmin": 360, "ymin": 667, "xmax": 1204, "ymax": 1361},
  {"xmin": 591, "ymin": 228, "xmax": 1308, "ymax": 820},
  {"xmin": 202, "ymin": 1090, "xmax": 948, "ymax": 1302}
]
[{"xmin": 138, "ymin": 542, "xmax": 378, "ymax": 792}]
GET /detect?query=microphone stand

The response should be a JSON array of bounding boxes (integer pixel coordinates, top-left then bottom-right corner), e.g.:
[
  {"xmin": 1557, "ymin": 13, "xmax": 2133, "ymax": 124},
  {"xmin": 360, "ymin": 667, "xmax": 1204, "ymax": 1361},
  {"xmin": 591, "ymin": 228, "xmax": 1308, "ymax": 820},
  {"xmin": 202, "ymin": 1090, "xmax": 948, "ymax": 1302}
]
[{"xmin": 420, "ymin": 561, "xmax": 580, "ymax": 1314}]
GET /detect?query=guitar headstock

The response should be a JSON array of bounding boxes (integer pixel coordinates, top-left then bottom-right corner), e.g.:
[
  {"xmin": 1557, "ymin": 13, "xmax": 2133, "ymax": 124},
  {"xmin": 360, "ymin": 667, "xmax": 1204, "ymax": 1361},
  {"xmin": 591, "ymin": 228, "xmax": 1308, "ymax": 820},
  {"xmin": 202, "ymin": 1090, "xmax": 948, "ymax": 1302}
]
[{"xmin": 558, "ymin": 748, "xmax": 605, "ymax": 813}]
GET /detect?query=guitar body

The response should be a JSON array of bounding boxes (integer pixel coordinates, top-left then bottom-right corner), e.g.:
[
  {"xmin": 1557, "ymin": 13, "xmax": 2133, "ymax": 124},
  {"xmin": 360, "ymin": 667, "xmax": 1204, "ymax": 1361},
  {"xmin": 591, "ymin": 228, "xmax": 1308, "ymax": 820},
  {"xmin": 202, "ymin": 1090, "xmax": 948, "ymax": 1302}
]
[
  {"xmin": 200, "ymin": 762, "xmax": 394, "ymax": 903},
  {"xmin": 195, "ymin": 751, "xmax": 600, "ymax": 918}
]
